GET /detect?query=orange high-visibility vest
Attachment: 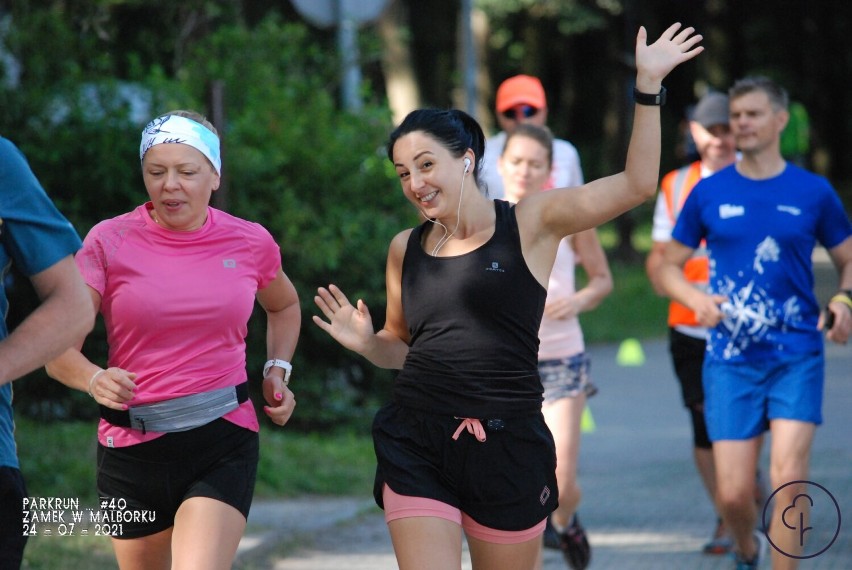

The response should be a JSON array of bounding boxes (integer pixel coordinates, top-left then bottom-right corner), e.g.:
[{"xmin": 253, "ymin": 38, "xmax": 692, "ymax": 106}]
[{"xmin": 661, "ymin": 161, "xmax": 708, "ymax": 328}]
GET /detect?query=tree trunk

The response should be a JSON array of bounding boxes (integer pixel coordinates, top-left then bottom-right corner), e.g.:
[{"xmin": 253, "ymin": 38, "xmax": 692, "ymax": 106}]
[
  {"xmin": 377, "ymin": 0, "xmax": 420, "ymax": 124},
  {"xmin": 471, "ymin": 8, "xmax": 494, "ymax": 133}
]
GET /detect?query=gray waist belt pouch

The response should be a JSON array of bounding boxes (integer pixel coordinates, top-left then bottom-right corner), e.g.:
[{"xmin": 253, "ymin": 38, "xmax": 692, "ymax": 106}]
[{"xmin": 128, "ymin": 385, "xmax": 241, "ymax": 433}]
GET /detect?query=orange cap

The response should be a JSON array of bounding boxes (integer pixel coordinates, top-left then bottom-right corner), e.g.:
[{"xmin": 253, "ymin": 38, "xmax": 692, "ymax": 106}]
[{"xmin": 495, "ymin": 75, "xmax": 547, "ymax": 113}]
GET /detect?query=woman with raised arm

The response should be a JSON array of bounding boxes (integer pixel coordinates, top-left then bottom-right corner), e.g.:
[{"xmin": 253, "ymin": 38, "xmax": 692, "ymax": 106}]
[{"xmin": 314, "ymin": 24, "xmax": 703, "ymax": 570}]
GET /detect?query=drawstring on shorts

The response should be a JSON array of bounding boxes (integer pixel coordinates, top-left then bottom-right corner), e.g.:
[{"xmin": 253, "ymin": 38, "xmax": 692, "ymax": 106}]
[{"xmin": 452, "ymin": 417, "xmax": 487, "ymax": 442}]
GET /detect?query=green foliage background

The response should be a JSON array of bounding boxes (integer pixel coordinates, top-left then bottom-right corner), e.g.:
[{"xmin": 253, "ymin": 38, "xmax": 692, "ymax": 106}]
[
  {"xmin": 180, "ymin": 18, "xmax": 417, "ymax": 429},
  {"xmin": 3, "ymin": 10, "xmax": 415, "ymax": 429},
  {"xmin": 10, "ymin": 1, "xmax": 843, "ymax": 430}
]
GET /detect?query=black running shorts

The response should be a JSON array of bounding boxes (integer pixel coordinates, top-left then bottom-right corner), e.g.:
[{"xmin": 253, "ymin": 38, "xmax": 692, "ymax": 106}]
[
  {"xmin": 96, "ymin": 418, "xmax": 259, "ymax": 539},
  {"xmin": 372, "ymin": 403, "xmax": 558, "ymax": 531},
  {"xmin": 0, "ymin": 466, "xmax": 28, "ymax": 567},
  {"xmin": 669, "ymin": 327, "xmax": 706, "ymax": 407}
]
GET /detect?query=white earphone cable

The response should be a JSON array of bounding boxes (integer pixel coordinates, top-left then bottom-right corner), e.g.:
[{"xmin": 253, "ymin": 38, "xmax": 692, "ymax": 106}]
[{"xmin": 431, "ymin": 163, "xmax": 467, "ymax": 256}]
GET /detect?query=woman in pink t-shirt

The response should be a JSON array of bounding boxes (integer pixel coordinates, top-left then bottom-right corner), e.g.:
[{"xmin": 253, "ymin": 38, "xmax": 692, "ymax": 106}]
[{"xmin": 47, "ymin": 110, "xmax": 301, "ymax": 570}]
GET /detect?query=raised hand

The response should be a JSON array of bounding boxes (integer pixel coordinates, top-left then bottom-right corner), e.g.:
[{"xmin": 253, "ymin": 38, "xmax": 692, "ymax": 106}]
[
  {"xmin": 635, "ymin": 23, "xmax": 704, "ymax": 87},
  {"xmin": 312, "ymin": 284, "xmax": 377, "ymax": 354}
]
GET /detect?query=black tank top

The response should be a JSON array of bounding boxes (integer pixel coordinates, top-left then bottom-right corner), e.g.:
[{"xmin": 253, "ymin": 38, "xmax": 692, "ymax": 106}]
[{"xmin": 393, "ymin": 199, "xmax": 546, "ymax": 417}]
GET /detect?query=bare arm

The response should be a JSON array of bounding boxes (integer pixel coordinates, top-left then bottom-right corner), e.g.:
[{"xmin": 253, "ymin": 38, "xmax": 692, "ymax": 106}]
[
  {"xmin": 657, "ymin": 239, "xmax": 726, "ymax": 326},
  {"xmin": 256, "ymin": 268, "xmax": 301, "ymax": 426},
  {"xmin": 822, "ymin": 236, "xmax": 852, "ymax": 344},
  {"xmin": 645, "ymin": 240, "xmax": 668, "ymax": 296},
  {"xmin": 518, "ymin": 24, "xmax": 703, "ymax": 242},
  {"xmin": 545, "ymin": 231, "xmax": 613, "ymax": 321},
  {"xmin": 45, "ymin": 286, "xmax": 138, "ymax": 409},
  {"xmin": 313, "ymin": 230, "xmax": 411, "ymax": 369},
  {"xmin": 0, "ymin": 256, "xmax": 94, "ymax": 385},
  {"xmin": 571, "ymin": 229, "xmax": 613, "ymax": 313},
  {"xmin": 514, "ymin": 24, "xmax": 703, "ymax": 284}
]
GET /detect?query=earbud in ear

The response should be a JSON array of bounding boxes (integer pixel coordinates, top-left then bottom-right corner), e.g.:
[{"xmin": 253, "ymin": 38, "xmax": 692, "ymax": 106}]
[{"xmin": 463, "ymin": 157, "xmax": 471, "ymax": 173}]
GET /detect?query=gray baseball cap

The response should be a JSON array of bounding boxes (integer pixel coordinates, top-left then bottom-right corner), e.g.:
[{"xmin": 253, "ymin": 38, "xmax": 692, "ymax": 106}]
[{"xmin": 691, "ymin": 92, "xmax": 730, "ymax": 128}]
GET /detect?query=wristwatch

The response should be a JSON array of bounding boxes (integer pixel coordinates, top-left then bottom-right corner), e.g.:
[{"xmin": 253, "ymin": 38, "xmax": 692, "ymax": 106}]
[
  {"xmin": 263, "ymin": 359, "xmax": 292, "ymax": 385},
  {"xmin": 633, "ymin": 86, "xmax": 667, "ymax": 106}
]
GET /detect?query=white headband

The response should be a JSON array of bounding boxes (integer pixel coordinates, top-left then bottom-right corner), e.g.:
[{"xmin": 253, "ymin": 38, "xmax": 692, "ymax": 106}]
[{"xmin": 140, "ymin": 115, "xmax": 221, "ymax": 175}]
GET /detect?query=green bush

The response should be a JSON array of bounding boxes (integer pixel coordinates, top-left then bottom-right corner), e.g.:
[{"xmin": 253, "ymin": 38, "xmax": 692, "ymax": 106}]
[
  {"xmin": 7, "ymin": 16, "xmax": 411, "ymax": 430},
  {"xmin": 179, "ymin": 17, "xmax": 413, "ymax": 430},
  {"xmin": 4, "ymin": 12, "xmax": 669, "ymax": 431}
]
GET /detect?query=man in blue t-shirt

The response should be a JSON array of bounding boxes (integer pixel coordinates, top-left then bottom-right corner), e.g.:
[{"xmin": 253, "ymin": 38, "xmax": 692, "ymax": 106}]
[
  {"xmin": 0, "ymin": 136, "xmax": 94, "ymax": 568},
  {"xmin": 657, "ymin": 77, "xmax": 852, "ymax": 570}
]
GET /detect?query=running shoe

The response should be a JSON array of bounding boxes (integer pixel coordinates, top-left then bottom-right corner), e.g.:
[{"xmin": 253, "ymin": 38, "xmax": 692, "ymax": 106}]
[
  {"xmin": 702, "ymin": 517, "xmax": 733, "ymax": 555},
  {"xmin": 583, "ymin": 381, "xmax": 599, "ymax": 398},
  {"xmin": 543, "ymin": 516, "xmax": 561, "ymax": 549},
  {"xmin": 557, "ymin": 514, "xmax": 591, "ymax": 570},
  {"xmin": 734, "ymin": 530, "xmax": 768, "ymax": 570}
]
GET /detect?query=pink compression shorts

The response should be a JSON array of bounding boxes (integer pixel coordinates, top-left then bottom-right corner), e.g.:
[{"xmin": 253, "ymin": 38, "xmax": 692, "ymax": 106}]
[{"xmin": 382, "ymin": 484, "xmax": 546, "ymax": 544}]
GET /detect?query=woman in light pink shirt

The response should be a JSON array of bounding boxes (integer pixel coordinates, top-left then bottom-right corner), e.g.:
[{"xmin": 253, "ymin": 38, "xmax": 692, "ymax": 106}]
[
  {"xmin": 499, "ymin": 124, "xmax": 613, "ymax": 570},
  {"xmin": 47, "ymin": 110, "xmax": 301, "ymax": 570}
]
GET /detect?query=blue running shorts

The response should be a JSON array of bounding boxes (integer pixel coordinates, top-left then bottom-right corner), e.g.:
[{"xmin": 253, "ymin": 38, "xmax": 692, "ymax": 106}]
[{"xmin": 703, "ymin": 350, "xmax": 824, "ymax": 441}]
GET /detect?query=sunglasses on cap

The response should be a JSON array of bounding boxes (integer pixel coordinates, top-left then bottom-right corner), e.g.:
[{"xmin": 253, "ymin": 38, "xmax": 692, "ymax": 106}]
[{"xmin": 501, "ymin": 105, "xmax": 540, "ymax": 120}]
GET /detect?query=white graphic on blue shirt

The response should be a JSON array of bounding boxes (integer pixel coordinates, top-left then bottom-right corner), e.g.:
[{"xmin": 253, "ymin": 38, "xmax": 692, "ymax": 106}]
[
  {"xmin": 719, "ymin": 203, "xmax": 745, "ymax": 218},
  {"xmin": 717, "ymin": 280, "xmax": 777, "ymax": 359},
  {"xmin": 753, "ymin": 236, "xmax": 779, "ymax": 274},
  {"xmin": 713, "ymin": 236, "xmax": 801, "ymax": 359}
]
